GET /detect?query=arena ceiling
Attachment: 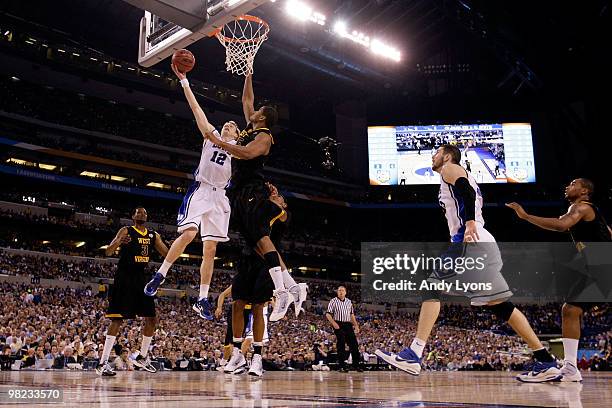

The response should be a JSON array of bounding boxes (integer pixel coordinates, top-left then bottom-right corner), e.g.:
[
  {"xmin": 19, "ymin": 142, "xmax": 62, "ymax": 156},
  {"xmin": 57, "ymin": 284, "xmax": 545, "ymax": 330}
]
[{"xmin": 1, "ymin": 0, "xmax": 610, "ymax": 105}]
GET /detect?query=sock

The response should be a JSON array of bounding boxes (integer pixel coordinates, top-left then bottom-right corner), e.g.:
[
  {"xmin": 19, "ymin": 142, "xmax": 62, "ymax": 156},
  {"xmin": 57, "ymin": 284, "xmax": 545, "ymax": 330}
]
[
  {"xmin": 140, "ymin": 336, "xmax": 152, "ymax": 358},
  {"xmin": 232, "ymin": 337, "xmax": 243, "ymax": 350},
  {"xmin": 533, "ymin": 347, "xmax": 554, "ymax": 362},
  {"xmin": 562, "ymin": 338, "xmax": 579, "ymax": 365},
  {"xmin": 158, "ymin": 260, "xmax": 172, "ymax": 277},
  {"xmin": 410, "ymin": 338, "xmax": 426, "ymax": 358},
  {"xmin": 253, "ymin": 342, "xmax": 263, "ymax": 356},
  {"xmin": 269, "ymin": 266, "xmax": 284, "ymax": 291},
  {"xmin": 282, "ymin": 269, "xmax": 297, "ymax": 288},
  {"xmin": 198, "ymin": 284, "xmax": 210, "ymax": 300},
  {"xmin": 100, "ymin": 335, "xmax": 116, "ymax": 364}
]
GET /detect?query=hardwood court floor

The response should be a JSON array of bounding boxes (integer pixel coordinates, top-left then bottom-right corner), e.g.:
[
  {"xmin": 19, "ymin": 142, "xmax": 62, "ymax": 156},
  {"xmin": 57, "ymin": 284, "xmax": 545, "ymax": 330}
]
[{"xmin": 1, "ymin": 370, "xmax": 610, "ymax": 407}]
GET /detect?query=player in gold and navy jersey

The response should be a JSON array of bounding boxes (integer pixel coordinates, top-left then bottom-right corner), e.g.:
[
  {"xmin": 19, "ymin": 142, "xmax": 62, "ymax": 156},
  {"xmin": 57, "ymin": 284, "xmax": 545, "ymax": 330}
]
[
  {"xmin": 508, "ymin": 178, "xmax": 611, "ymax": 382},
  {"xmin": 96, "ymin": 207, "xmax": 168, "ymax": 376}
]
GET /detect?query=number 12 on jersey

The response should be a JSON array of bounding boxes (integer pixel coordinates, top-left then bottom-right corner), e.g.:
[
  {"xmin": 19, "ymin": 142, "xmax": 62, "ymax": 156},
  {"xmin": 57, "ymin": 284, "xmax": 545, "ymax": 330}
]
[{"xmin": 210, "ymin": 151, "xmax": 227, "ymax": 165}]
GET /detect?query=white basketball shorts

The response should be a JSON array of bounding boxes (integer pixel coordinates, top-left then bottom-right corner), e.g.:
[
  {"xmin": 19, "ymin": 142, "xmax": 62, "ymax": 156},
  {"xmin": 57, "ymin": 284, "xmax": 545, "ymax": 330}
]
[{"xmin": 177, "ymin": 182, "xmax": 230, "ymax": 242}]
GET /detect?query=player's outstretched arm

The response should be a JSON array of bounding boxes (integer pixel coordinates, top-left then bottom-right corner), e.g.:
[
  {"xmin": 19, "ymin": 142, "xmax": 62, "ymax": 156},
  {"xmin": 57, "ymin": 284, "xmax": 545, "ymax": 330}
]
[
  {"xmin": 506, "ymin": 202, "xmax": 587, "ymax": 232},
  {"xmin": 215, "ymin": 285, "xmax": 232, "ymax": 318},
  {"xmin": 206, "ymin": 131, "xmax": 271, "ymax": 160},
  {"xmin": 172, "ymin": 63, "xmax": 215, "ymax": 138},
  {"xmin": 153, "ymin": 232, "xmax": 169, "ymax": 258},
  {"xmin": 242, "ymin": 74, "xmax": 255, "ymax": 124},
  {"xmin": 105, "ymin": 227, "xmax": 129, "ymax": 256}
]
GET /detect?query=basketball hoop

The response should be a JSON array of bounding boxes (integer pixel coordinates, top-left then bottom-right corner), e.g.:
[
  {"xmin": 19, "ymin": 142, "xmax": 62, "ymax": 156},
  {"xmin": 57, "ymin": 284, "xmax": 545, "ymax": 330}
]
[{"xmin": 213, "ymin": 15, "xmax": 269, "ymax": 76}]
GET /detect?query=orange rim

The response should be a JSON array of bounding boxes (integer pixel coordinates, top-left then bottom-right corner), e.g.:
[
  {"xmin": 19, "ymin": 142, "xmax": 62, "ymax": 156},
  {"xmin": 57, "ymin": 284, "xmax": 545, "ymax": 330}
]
[{"xmin": 209, "ymin": 15, "xmax": 270, "ymax": 43}]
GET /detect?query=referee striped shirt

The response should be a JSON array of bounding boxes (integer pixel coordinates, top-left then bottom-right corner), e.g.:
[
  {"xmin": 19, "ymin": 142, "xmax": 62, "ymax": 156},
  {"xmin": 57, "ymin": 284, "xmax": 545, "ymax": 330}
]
[{"xmin": 326, "ymin": 297, "xmax": 354, "ymax": 322}]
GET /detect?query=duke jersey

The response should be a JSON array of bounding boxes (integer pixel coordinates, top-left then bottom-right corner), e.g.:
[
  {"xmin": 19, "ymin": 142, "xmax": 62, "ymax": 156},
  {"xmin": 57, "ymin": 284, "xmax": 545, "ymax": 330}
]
[
  {"xmin": 438, "ymin": 170, "xmax": 485, "ymax": 242},
  {"xmin": 117, "ymin": 226, "xmax": 156, "ymax": 273},
  {"xmin": 193, "ymin": 129, "xmax": 234, "ymax": 188}
]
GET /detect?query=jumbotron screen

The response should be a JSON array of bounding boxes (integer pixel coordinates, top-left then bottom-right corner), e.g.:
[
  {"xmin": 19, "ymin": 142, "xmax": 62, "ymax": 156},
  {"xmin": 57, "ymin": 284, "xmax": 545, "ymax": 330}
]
[{"xmin": 368, "ymin": 123, "xmax": 536, "ymax": 185}]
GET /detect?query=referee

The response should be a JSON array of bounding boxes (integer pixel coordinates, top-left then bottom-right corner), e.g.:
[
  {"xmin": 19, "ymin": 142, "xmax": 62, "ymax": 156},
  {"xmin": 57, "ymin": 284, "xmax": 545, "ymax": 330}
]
[{"xmin": 325, "ymin": 286, "xmax": 362, "ymax": 372}]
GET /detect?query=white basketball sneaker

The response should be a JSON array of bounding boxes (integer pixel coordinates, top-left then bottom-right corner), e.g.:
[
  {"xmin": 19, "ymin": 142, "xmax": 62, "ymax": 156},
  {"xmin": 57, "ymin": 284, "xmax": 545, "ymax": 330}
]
[
  {"xmin": 248, "ymin": 354, "xmax": 264, "ymax": 377},
  {"xmin": 560, "ymin": 361, "xmax": 583, "ymax": 382},
  {"xmin": 269, "ymin": 289, "xmax": 291, "ymax": 322},
  {"xmin": 292, "ymin": 283, "xmax": 308, "ymax": 317},
  {"xmin": 224, "ymin": 348, "xmax": 246, "ymax": 374}
]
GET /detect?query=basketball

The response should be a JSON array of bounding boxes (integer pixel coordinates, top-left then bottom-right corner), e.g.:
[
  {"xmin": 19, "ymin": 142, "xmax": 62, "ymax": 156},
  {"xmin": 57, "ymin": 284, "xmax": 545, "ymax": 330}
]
[{"xmin": 172, "ymin": 49, "xmax": 195, "ymax": 73}]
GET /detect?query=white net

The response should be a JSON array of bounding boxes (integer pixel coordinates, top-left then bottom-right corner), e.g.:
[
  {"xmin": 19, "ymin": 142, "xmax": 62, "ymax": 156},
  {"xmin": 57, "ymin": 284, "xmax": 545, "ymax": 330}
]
[{"xmin": 215, "ymin": 15, "xmax": 269, "ymax": 76}]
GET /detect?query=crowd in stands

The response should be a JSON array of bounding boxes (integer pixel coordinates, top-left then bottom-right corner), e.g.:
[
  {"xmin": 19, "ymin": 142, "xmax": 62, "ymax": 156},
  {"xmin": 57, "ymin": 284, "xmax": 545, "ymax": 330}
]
[
  {"xmin": 0, "ymin": 76, "xmax": 329, "ymax": 180},
  {"xmin": 0, "ymin": 249, "xmax": 360, "ymax": 301},
  {"xmin": 1, "ymin": 282, "xmax": 610, "ymax": 373}
]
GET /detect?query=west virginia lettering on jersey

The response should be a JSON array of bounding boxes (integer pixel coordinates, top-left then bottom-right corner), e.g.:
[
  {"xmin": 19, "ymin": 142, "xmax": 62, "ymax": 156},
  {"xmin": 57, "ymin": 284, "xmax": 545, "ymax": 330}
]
[
  {"xmin": 137, "ymin": 238, "xmax": 151, "ymax": 245},
  {"xmin": 134, "ymin": 256, "xmax": 149, "ymax": 263}
]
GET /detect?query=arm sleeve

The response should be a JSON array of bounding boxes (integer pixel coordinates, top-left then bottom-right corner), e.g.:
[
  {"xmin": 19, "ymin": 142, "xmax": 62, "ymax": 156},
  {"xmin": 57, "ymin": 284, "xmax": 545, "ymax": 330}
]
[
  {"xmin": 326, "ymin": 300, "xmax": 335, "ymax": 315},
  {"xmin": 454, "ymin": 177, "xmax": 476, "ymax": 222}
]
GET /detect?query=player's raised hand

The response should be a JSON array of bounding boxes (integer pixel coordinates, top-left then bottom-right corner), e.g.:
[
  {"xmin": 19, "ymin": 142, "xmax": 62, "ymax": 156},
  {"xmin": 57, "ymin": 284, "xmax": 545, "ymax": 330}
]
[
  {"xmin": 171, "ymin": 62, "xmax": 186, "ymax": 80},
  {"xmin": 463, "ymin": 220, "xmax": 480, "ymax": 243},
  {"xmin": 266, "ymin": 182, "xmax": 279, "ymax": 197},
  {"xmin": 214, "ymin": 307, "xmax": 223, "ymax": 319},
  {"xmin": 506, "ymin": 202, "xmax": 528, "ymax": 219}
]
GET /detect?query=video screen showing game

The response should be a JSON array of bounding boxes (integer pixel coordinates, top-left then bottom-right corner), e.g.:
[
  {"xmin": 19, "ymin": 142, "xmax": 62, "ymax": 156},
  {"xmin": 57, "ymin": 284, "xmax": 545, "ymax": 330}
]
[{"xmin": 368, "ymin": 123, "xmax": 536, "ymax": 185}]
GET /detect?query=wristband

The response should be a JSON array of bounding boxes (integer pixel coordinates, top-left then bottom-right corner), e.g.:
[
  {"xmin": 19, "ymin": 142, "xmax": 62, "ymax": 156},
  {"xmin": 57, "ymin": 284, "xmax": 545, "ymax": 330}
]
[{"xmin": 179, "ymin": 78, "xmax": 189, "ymax": 88}]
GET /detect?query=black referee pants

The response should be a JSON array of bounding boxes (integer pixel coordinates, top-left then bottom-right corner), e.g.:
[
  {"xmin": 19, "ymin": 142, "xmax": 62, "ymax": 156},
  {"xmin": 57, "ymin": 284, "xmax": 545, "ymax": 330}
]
[{"xmin": 335, "ymin": 322, "xmax": 360, "ymax": 368}]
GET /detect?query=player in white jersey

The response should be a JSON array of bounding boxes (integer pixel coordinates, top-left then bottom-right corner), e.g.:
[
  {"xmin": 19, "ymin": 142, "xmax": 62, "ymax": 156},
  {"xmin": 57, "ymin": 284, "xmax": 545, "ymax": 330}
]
[
  {"xmin": 376, "ymin": 144, "xmax": 561, "ymax": 383},
  {"xmin": 144, "ymin": 63, "xmax": 239, "ymax": 320}
]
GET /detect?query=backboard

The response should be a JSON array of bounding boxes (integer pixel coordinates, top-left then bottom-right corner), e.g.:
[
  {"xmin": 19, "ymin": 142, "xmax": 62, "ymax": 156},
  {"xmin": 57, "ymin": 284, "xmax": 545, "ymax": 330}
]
[{"xmin": 121, "ymin": 0, "xmax": 270, "ymax": 67}]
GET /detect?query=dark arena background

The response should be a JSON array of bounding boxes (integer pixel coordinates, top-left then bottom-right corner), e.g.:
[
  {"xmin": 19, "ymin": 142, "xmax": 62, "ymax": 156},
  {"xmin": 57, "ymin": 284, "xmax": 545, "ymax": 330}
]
[{"xmin": 0, "ymin": 0, "xmax": 610, "ymax": 407}]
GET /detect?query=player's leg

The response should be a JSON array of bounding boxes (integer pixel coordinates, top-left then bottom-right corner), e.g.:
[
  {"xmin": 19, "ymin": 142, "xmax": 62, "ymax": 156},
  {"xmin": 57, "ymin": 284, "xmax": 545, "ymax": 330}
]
[
  {"xmin": 560, "ymin": 302, "xmax": 584, "ymax": 382},
  {"xmin": 485, "ymin": 300, "xmax": 560, "ymax": 382},
  {"xmin": 277, "ymin": 253, "xmax": 308, "ymax": 317},
  {"xmin": 248, "ymin": 303, "xmax": 265, "ymax": 376},
  {"xmin": 256, "ymin": 236, "xmax": 291, "ymax": 321},
  {"xmin": 192, "ymin": 240, "xmax": 218, "ymax": 320},
  {"xmin": 133, "ymin": 316, "xmax": 157, "ymax": 373},
  {"xmin": 375, "ymin": 297, "xmax": 440, "ymax": 375},
  {"xmin": 145, "ymin": 228, "xmax": 198, "ymax": 296},
  {"xmin": 97, "ymin": 318, "xmax": 122, "ymax": 376},
  {"xmin": 218, "ymin": 306, "xmax": 234, "ymax": 371},
  {"xmin": 224, "ymin": 299, "xmax": 248, "ymax": 373}
]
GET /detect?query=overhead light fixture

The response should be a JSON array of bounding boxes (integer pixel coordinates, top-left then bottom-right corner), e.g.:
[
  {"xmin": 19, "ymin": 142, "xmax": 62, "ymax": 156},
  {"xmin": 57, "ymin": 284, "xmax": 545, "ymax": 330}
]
[
  {"xmin": 75, "ymin": 241, "xmax": 86, "ymax": 248},
  {"xmin": 370, "ymin": 38, "xmax": 401, "ymax": 62},
  {"xmin": 146, "ymin": 182, "xmax": 170, "ymax": 189},
  {"xmin": 286, "ymin": 1, "xmax": 326, "ymax": 26},
  {"xmin": 80, "ymin": 171, "xmax": 102, "ymax": 178},
  {"xmin": 110, "ymin": 175, "xmax": 127, "ymax": 182},
  {"xmin": 38, "ymin": 163, "xmax": 57, "ymax": 170}
]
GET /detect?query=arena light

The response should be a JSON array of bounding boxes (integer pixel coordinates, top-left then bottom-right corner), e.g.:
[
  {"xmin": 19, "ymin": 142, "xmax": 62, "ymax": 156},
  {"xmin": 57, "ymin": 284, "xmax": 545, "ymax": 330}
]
[
  {"xmin": 80, "ymin": 171, "xmax": 102, "ymax": 178},
  {"xmin": 146, "ymin": 182, "xmax": 171, "ymax": 189},
  {"xmin": 286, "ymin": 1, "xmax": 326, "ymax": 26},
  {"xmin": 42, "ymin": 241, "xmax": 51, "ymax": 245},
  {"xmin": 38, "ymin": 163, "xmax": 57, "ymax": 170},
  {"xmin": 110, "ymin": 175, "xmax": 127, "ymax": 182},
  {"xmin": 75, "ymin": 241, "xmax": 86, "ymax": 248},
  {"xmin": 370, "ymin": 38, "xmax": 401, "ymax": 62},
  {"xmin": 99, "ymin": 245, "xmax": 109, "ymax": 250},
  {"xmin": 332, "ymin": 21, "xmax": 401, "ymax": 62}
]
